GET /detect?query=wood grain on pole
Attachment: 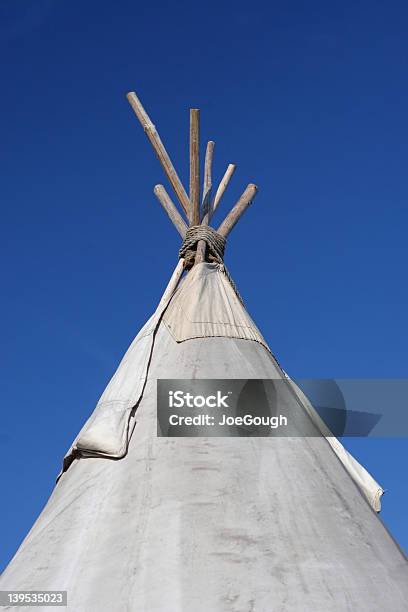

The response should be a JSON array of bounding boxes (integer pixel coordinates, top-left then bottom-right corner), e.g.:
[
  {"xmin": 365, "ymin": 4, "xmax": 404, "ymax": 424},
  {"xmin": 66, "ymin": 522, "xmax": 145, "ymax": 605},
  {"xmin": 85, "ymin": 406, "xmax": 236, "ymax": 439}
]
[
  {"xmin": 154, "ymin": 185, "xmax": 188, "ymax": 238},
  {"xmin": 195, "ymin": 141, "xmax": 215, "ymax": 264},
  {"xmin": 127, "ymin": 92, "xmax": 190, "ymax": 217},
  {"xmin": 189, "ymin": 109, "xmax": 200, "ymax": 226},
  {"xmin": 212, "ymin": 163, "xmax": 236, "ymax": 218},
  {"xmin": 201, "ymin": 141, "xmax": 215, "ymax": 220},
  {"xmin": 217, "ymin": 183, "xmax": 258, "ymax": 238}
]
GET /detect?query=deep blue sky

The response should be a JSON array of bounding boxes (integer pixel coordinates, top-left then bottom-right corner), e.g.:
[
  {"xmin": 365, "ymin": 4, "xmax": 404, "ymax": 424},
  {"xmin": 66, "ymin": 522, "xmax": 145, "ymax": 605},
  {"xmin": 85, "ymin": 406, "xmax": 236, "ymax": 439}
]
[{"xmin": 1, "ymin": 0, "xmax": 407, "ymax": 570}]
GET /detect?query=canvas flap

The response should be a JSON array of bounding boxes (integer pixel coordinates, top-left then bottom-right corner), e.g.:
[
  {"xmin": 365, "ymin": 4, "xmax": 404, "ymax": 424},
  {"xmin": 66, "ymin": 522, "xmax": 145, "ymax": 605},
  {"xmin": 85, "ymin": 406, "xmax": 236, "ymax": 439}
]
[
  {"xmin": 60, "ymin": 260, "xmax": 185, "ymax": 470},
  {"xmin": 282, "ymin": 372, "xmax": 384, "ymax": 511},
  {"xmin": 162, "ymin": 262, "xmax": 268, "ymax": 348}
]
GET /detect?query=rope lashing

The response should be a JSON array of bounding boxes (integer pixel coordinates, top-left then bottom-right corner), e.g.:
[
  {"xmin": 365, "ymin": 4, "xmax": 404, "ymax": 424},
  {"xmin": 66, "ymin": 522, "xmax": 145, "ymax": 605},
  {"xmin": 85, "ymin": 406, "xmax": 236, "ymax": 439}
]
[
  {"xmin": 178, "ymin": 225, "xmax": 244, "ymax": 305},
  {"xmin": 179, "ymin": 225, "xmax": 226, "ymax": 268}
]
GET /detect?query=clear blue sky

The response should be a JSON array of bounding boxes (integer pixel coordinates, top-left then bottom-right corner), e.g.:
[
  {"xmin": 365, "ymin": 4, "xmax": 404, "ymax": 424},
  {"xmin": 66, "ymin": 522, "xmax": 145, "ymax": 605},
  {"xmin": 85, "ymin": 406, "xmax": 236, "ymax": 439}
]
[{"xmin": 1, "ymin": 0, "xmax": 407, "ymax": 570}]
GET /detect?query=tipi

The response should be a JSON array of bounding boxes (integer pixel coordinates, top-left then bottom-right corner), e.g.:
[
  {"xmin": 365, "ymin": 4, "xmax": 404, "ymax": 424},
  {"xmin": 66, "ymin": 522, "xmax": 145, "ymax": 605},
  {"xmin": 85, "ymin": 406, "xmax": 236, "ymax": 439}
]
[{"xmin": 1, "ymin": 93, "xmax": 407, "ymax": 611}]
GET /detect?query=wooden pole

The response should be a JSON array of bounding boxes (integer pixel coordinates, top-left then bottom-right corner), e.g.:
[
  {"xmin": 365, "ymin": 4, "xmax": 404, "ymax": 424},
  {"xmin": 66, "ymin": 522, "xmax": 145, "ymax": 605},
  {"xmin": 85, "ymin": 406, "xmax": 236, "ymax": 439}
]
[
  {"xmin": 195, "ymin": 141, "xmax": 215, "ymax": 264},
  {"xmin": 217, "ymin": 183, "xmax": 258, "ymax": 238},
  {"xmin": 127, "ymin": 92, "xmax": 190, "ymax": 217},
  {"xmin": 189, "ymin": 109, "xmax": 200, "ymax": 226},
  {"xmin": 211, "ymin": 163, "xmax": 236, "ymax": 218},
  {"xmin": 201, "ymin": 141, "xmax": 215, "ymax": 219},
  {"xmin": 154, "ymin": 185, "xmax": 188, "ymax": 238}
]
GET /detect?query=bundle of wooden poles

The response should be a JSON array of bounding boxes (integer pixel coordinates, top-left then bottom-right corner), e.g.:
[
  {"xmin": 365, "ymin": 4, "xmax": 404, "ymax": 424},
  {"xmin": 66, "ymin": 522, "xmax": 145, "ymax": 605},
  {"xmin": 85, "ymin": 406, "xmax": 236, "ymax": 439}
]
[{"xmin": 126, "ymin": 92, "xmax": 258, "ymax": 267}]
